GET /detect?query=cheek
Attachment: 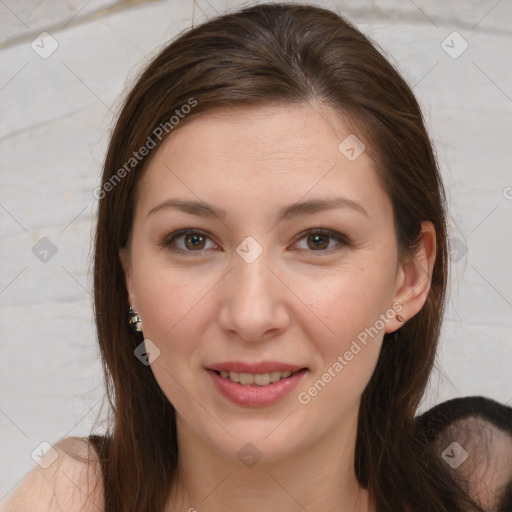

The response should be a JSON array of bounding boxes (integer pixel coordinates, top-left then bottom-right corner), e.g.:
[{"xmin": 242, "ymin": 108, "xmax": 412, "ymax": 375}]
[
  {"xmin": 132, "ymin": 265, "xmax": 210, "ymax": 410},
  {"xmin": 131, "ymin": 247, "xmax": 212, "ymax": 338},
  {"xmin": 295, "ymin": 259, "xmax": 395, "ymax": 398},
  {"xmin": 302, "ymin": 257, "xmax": 396, "ymax": 341}
]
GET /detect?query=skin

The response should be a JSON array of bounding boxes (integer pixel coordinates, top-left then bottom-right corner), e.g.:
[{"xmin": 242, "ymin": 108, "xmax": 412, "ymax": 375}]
[
  {"xmin": 1, "ymin": 437, "xmax": 104, "ymax": 511},
  {"xmin": 117, "ymin": 102, "xmax": 436, "ymax": 512}
]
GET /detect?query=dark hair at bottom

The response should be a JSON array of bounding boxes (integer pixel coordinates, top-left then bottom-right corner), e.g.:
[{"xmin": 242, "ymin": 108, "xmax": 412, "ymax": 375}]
[
  {"xmin": 416, "ymin": 396, "xmax": 512, "ymax": 512},
  {"xmin": 416, "ymin": 395, "xmax": 512, "ymax": 442}
]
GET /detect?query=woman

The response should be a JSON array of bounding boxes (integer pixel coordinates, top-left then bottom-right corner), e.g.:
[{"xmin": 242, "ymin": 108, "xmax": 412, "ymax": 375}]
[{"xmin": 4, "ymin": 3, "xmax": 485, "ymax": 511}]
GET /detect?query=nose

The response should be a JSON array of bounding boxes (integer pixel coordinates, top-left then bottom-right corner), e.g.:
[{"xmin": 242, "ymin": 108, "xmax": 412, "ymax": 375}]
[{"xmin": 216, "ymin": 248, "xmax": 290, "ymax": 343}]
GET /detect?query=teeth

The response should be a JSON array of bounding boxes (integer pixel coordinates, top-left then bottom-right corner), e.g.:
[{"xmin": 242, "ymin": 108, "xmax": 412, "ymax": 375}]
[
  {"xmin": 270, "ymin": 371, "xmax": 282, "ymax": 382},
  {"xmin": 218, "ymin": 370, "xmax": 295, "ymax": 386},
  {"xmin": 254, "ymin": 373, "xmax": 270, "ymax": 386}
]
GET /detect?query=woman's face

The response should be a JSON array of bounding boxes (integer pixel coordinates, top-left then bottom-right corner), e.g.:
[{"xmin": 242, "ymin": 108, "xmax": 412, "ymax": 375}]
[{"xmin": 120, "ymin": 103, "xmax": 424, "ymax": 464}]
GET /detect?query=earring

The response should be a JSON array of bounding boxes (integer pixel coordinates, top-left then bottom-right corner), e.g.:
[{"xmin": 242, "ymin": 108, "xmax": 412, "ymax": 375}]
[
  {"xmin": 392, "ymin": 314, "xmax": 404, "ymax": 341},
  {"xmin": 128, "ymin": 306, "xmax": 142, "ymax": 332}
]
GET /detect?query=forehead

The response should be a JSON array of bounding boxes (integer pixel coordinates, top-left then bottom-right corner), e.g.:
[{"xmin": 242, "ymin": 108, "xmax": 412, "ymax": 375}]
[
  {"xmin": 154, "ymin": 103, "xmax": 367, "ymax": 170},
  {"xmin": 135, "ymin": 103, "xmax": 390, "ymax": 220}
]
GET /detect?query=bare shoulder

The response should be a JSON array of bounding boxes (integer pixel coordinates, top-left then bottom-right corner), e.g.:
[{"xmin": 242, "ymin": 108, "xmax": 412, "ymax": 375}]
[{"xmin": 1, "ymin": 436, "xmax": 104, "ymax": 512}]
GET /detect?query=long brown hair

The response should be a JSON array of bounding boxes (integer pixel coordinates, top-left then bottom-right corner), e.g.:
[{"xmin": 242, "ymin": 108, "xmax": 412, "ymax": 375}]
[{"xmin": 92, "ymin": 3, "xmax": 484, "ymax": 511}]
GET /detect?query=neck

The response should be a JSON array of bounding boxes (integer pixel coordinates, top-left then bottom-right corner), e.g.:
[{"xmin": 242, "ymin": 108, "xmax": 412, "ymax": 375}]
[{"xmin": 166, "ymin": 410, "xmax": 373, "ymax": 512}]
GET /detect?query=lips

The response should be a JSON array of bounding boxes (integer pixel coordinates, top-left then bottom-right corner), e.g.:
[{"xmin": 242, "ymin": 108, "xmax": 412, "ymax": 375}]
[{"xmin": 206, "ymin": 361, "xmax": 308, "ymax": 407}]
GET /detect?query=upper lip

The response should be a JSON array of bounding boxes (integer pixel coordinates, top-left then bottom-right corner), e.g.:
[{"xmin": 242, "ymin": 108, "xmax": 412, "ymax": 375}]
[{"xmin": 207, "ymin": 361, "xmax": 306, "ymax": 374}]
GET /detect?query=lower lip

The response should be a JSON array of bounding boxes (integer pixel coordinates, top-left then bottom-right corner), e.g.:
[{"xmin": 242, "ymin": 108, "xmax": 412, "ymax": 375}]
[{"xmin": 207, "ymin": 369, "xmax": 307, "ymax": 407}]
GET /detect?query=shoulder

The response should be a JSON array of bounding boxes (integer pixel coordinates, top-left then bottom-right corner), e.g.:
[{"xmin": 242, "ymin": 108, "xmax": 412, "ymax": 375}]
[{"xmin": 1, "ymin": 436, "xmax": 104, "ymax": 512}]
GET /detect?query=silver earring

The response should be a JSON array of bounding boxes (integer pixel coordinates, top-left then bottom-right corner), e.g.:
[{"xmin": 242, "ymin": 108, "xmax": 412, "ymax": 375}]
[{"xmin": 128, "ymin": 306, "xmax": 142, "ymax": 332}]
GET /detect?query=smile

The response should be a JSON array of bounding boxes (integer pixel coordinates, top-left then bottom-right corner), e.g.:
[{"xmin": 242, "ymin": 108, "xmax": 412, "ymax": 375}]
[
  {"xmin": 216, "ymin": 369, "xmax": 300, "ymax": 386},
  {"xmin": 207, "ymin": 368, "xmax": 308, "ymax": 407}
]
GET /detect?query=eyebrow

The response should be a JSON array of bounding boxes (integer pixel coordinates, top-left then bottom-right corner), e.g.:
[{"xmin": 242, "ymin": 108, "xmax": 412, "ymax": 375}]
[{"xmin": 147, "ymin": 196, "xmax": 369, "ymax": 220}]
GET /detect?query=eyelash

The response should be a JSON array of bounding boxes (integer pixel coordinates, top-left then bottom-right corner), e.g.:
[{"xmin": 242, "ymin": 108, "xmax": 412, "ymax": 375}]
[{"xmin": 160, "ymin": 228, "xmax": 350, "ymax": 256}]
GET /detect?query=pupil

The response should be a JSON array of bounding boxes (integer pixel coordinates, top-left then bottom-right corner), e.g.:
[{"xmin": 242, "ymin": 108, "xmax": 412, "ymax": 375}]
[
  {"xmin": 309, "ymin": 234, "xmax": 328, "ymax": 250},
  {"xmin": 186, "ymin": 234, "xmax": 205, "ymax": 250}
]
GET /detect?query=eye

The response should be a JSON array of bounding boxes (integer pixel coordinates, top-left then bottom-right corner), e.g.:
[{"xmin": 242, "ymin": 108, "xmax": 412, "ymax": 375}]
[
  {"xmin": 293, "ymin": 229, "xmax": 350, "ymax": 252},
  {"xmin": 161, "ymin": 228, "xmax": 350, "ymax": 256},
  {"xmin": 161, "ymin": 229, "xmax": 218, "ymax": 254}
]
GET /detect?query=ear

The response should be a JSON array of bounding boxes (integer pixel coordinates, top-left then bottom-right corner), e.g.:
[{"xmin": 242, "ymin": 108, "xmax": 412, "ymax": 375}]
[
  {"xmin": 119, "ymin": 247, "xmax": 136, "ymax": 309},
  {"xmin": 385, "ymin": 221, "xmax": 437, "ymax": 332}
]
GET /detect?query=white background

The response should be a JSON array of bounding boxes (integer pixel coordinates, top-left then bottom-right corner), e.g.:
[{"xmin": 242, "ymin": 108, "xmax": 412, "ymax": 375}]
[{"xmin": 1, "ymin": 0, "xmax": 511, "ymax": 499}]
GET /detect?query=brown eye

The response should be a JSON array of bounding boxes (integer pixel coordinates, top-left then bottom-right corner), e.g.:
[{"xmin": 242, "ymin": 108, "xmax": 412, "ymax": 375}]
[
  {"xmin": 162, "ymin": 229, "xmax": 217, "ymax": 254},
  {"xmin": 295, "ymin": 229, "xmax": 349, "ymax": 252},
  {"xmin": 307, "ymin": 233, "xmax": 330, "ymax": 250},
  {"xmin": 184, "ymin": 232, "xmax": 206, "ymax": 250}
]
